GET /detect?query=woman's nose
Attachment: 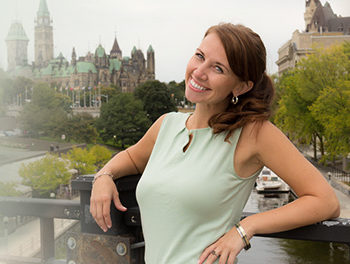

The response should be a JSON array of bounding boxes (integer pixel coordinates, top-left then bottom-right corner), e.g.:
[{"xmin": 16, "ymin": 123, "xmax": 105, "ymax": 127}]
[{"xmin": 193, "ymin": 63, "xmax": 208, "ymax": 81}]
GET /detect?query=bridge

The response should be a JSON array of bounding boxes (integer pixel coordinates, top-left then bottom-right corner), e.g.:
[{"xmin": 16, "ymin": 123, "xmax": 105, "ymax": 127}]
[{"xmin": 0, "ymin": 175, "xmax": 349, "ymax": 264}]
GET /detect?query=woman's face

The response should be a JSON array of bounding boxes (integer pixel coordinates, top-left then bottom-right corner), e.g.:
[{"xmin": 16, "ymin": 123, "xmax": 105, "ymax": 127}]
[{"xmin": 185, "ymin": 32, "xmax": 242, "ymax": 107}]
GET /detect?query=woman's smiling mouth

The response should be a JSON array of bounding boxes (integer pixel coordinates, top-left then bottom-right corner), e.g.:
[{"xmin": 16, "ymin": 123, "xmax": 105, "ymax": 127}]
[{"xmin": 189, "ymin": 78, "xmax": 210, "ymax": 92}]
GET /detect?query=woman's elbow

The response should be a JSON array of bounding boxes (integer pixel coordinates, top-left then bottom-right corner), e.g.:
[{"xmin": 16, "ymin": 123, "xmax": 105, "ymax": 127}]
[
  {"xmin": 326, "ymin": 191, "xmax": 340, "ymax": 219},
  {"xmin": 330, "ymin": 196, "xmax": 340, "ymax": 218}
]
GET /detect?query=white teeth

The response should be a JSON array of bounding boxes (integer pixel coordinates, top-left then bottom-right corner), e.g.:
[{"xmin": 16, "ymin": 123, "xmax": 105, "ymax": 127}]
[{"xmin": 190, "ymin": 79, "xmax": 207, "ymax": 91}]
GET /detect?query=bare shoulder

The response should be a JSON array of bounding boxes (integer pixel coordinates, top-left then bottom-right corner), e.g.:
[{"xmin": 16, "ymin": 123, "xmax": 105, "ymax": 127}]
[
  {"xmin": 127, "ymin": 114, "xmax": 167, "ymax": 170},
  {"xmin": 139, "ymin": 113, "xmax": 167, "ymax": 146}
]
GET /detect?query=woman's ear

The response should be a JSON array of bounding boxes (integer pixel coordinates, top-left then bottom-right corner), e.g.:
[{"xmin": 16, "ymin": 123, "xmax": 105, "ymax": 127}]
[{"xmin": 234, "ymin": 81, "xmax": 254, "ymax": 96}]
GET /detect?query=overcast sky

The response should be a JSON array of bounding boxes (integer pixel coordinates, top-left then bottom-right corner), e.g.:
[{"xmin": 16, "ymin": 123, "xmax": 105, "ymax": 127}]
[{"xmin": 0, "ymin": 0, "xmax": 349, "ymax": 82}]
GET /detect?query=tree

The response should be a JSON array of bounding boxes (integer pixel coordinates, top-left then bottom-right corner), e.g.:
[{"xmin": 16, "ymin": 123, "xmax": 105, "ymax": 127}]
[
  {"xmin": 63, "ymin": 147, "xmax": 97, "ymax": 175},
  {"xmin": 167, "ymin": 80, "xmax": 185, "ymax": 106},
  {"xmin": 97, "ymin": 93, "xmax": 151, "ymax": 148},
  {"xmin": 89, "ymin": 145, "xmax": 113, "ymax": 170},
  {"xmin": 19, "ymin": 154, "xmax": 71, "ymax": 198},
  {"xmin": 135, "ymin": 80, "xmax": 177, "ymax": 122},
  {"xmin": 275, "ymin": 43, "xmax": 350, "ymax": 165},
  {"xmin": 63, "ymin": 145, "xmax": 113, "ymax": 174},
  {"xmin": 57, "ymin": 113, "xmax": 98, "ymax": 143},
  {"xmin": 0, "ymin": 182, "xmax": 21, "ymax": 196},
  {"xmin": 274, "ymin": 70, "xmax": 323, "ymax": 159},
  {"xmin": 19, "ymin": 83, "xmax": 71, "ymax": 137}
]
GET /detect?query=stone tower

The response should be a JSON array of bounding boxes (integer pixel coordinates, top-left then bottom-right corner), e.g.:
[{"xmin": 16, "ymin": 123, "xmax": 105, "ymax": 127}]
[
  {"xmin": 5, "ymin": 20, "xmax": 29, "ymax": 71},
  {"xmin": 304, "ymin": 0, "xmax": 319, "ymax": 32},
  {"xmin": 147, "ymin": 45, "xmax": 155, "ymax": 78},
  {"xmin": 34, "ymin": 0, "xmax": 53, "ymax": 67}
]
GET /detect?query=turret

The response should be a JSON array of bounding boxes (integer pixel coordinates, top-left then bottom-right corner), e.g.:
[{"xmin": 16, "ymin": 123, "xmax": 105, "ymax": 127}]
[
  {"xmin": 71, "ymin": 47, "xmax": 77, "ymax": 66},
  {"xmin": 34, "ymin": 0, "xmax": 54, "ymax": 65},
  {"xmin": 304, "ymin": 0, "xmax": 320, "ymax": 32},
  {"xmin": 5, "ymin": 20, "xmax": 29, "ymax": 71},
  {"xmin": 147, "ymin": 45, "xmax": 155, "ymax": 78}
]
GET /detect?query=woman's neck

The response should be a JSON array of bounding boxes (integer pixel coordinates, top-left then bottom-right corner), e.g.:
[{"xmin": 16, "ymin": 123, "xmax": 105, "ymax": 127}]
[{"xmin": 188, "ymin": 101, "xmax": 229, "ymax": 130}]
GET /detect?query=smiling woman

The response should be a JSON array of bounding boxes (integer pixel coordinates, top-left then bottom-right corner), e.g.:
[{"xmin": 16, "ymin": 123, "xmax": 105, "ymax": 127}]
[{"xmin": 89, "ymin": 23, "xmax": 339, "ymax": 264}]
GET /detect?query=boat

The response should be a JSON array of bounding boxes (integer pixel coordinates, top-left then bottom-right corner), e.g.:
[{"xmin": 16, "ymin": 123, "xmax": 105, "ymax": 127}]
[{"xmin": 255, "ymin": 167, "xmax": 290, "ymax": 194}]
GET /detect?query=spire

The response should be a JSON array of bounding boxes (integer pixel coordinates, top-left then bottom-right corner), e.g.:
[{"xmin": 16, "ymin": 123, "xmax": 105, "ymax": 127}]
[
  {"xmin": 110, "ymin": 37, "xmax": 122, "ymax": 59},
  {"xmin": 111, "ymin": 37, "xmax": 121, "ymax": 53},
  {"xmin": 37, "ymin": 0, "xmax": 50, "ymax": 18}
]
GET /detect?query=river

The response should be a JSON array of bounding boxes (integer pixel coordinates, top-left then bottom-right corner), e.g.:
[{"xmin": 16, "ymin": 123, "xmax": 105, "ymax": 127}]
[{"xmin": 239, "ymin": 191, "xmax": 349, "ymax": 264}]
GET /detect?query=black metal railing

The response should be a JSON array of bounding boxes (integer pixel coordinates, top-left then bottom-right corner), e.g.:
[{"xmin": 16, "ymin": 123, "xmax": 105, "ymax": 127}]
[{"xmin": 0, "ymin": 175, "xmax": 349, "ymax": 264}]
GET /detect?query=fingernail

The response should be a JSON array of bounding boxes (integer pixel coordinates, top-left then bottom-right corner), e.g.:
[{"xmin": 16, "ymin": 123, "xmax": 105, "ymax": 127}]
[{"xmin": 107, "ymin": 224, "xmax": 111, "ymax": 228}]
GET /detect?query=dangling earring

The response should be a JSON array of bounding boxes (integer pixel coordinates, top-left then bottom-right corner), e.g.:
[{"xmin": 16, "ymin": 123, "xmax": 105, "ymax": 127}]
[{"xmin": 232, "ymin": 95, "xmax": 239, "ymax": 104}]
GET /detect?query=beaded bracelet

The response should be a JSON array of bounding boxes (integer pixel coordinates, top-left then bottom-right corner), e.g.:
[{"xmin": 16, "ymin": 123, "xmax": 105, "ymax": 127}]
[
  {"xmin": 235, "ymin": 223, "xmax": 251, "ymax": 250},
  {"xmin": 92, "ymin": 172, "xmax": 114, "ymax": 185}
]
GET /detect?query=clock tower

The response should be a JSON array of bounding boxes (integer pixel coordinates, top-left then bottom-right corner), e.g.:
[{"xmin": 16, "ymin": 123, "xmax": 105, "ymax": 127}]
[{"xmin": 34, "ymin": 0, "xmax": 53, "ymax": 67}]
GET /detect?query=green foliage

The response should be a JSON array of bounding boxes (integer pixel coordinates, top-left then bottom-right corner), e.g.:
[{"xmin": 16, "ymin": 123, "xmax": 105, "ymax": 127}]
[
  {"xmin": 0, "ymin": 182, "xmax": 21, "ymax": 196},
  {"xmin": 19, "ymin": 154, "xmax": 71, "ymax": 198},
  {"xmin": 167, "ymin": 80, "xmax": 185, "ymax": 106},
  {"xmin": 57, "ymin": 113, "xmax": 98, "ymax": 143},
  {"xmin": 89, "ymin": 145, "xmax": 113, "ymax": 170},
  {"xmin": 135, "ymin": 80, "xmax": 177, "ymax": 122},
  {"xmin": 63, "ymin": 145, "xmax": 112, "ymax": 174},
  {"xmin": 97, "ymin": 93, "xmax": 151, "ymax": 148},
  {"xmin": 63, "ymin": 147, "xmax": 97, "ymax": 175},
  {"xmin": 275, "ymin": 43, "xmax": 350, "ymax": 163},
  {"xmin": 19, "ymin": 83, "xmax": 71, "ymax": 137}
]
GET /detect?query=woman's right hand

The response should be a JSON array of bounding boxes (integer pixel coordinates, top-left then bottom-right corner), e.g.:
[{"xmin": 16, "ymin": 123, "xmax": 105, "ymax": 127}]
[{"xmin": 89, "ymin": 175, "xmax": 127, "ymax": 232}]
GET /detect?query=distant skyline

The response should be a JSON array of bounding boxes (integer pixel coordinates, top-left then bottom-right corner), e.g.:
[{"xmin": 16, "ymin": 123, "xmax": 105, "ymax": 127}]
[{"xmin": 0, "ymin": 0, "xmax": 349, "ymax": 82}]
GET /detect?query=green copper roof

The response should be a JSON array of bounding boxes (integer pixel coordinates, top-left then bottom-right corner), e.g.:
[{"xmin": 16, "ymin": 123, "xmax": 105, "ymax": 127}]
[
  {"xmin": 131, "ymin": 46, "xmax": 137, "ymax": 55},
  {"xmin": 41, "ymin": 64, "xmax": 53, "ymax": 76},
  {"xmin": 147, "ymin": 45, "xmax": 154, "ymax": 53},
  {"xmin": 5, "ymin": 21, "xmax": 29, "ymax": 41},
  {"xmin": 95, "ymin": 44, "xmax": 106, "ymax": 58},
  {"xmin": 76, "ymin": 61, "xmax": 97, "ymax": 73},
  {"xmin": 37, "ymin": 0, "xmax": 50, "ymax": 17},
  {"xmin": 109, "ymin": 58, "xmax": 121, "ymax": 72},
  {"xmin": 123, "ymin": 56, "xmax": 130, "ymax": 61}
]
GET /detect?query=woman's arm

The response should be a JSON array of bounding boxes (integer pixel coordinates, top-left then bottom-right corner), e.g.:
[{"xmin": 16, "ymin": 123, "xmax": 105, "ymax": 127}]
[
  {"xmin": 90, "ymin": 114, "xmax": 166, "ymax": 232},
  {"xmin": 199, "ymin": 121, "xmax": 340, "ymax": 264},
  {"xmin": 241, "ymin": 121, "xmax": 340, "ymax": 238}
]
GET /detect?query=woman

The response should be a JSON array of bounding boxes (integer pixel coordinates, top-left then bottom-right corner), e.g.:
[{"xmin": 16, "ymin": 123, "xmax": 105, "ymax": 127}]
[{"xmin": 90, "ymin": 23, "xmax": 340, "ymax": 264}]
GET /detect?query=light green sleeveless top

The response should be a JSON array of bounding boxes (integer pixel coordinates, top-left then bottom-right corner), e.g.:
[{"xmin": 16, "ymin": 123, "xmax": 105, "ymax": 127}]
[{"xmin": 136, "ymin": 112, "xmax": 258, "ymax": 264}]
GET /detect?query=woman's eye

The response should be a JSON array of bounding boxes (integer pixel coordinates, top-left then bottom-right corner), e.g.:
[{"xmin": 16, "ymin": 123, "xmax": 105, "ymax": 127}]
[
  {"xmin": 215, "ymin": 66, "xmax": 223, "ymax": 73},
  {"xmin": 195, "ymin": 53, "xmax": 204, "ymax": 60}
]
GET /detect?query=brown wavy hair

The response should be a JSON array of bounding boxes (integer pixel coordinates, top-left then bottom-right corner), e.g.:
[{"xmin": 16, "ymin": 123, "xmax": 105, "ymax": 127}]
[{"xmin": 205, "ymin": 23, "xmax": 275, "ymax": 141}]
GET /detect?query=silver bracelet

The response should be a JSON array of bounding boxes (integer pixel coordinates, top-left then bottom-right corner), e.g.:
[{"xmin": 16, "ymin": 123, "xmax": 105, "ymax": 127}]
[
  {"xmin": 235, "ymin": 223, "xmax": 251, "ymax": 250},
  {"xmin": 92, "ymin": 172, "xmax": 114, "ymax": 185}
]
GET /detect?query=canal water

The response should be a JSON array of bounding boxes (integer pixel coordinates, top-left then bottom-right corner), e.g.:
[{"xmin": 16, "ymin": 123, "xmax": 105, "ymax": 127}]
[
  {"xmin": 0, "ymin": 147, "xmax": 349, "ymax": 263},
  {"xmin": 239, "ymin": 191, "xmax": 350, "ymax": 264}
]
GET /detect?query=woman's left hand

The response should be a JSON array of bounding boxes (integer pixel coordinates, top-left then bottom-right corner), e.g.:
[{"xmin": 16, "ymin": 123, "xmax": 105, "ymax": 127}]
[{"xmin": 198, "ymin": 227, "xmax": 245, "ymax": 264}]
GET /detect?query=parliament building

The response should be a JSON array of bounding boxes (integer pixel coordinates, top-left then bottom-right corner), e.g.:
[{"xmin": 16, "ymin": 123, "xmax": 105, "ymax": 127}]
[{"xmin": 5, "ymin": 0, "xmax": 155, "ymax": 92}]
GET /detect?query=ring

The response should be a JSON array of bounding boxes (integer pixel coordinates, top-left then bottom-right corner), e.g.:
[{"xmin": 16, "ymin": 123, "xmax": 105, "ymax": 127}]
[{"xmin": 210, "ymin": 250, "xmax": 219, "ymax": 257}]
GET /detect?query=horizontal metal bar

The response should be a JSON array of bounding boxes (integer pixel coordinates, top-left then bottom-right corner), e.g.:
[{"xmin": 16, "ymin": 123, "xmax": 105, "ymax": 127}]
[
  {"xmin": 0, "ymin": 255, "xmax": 41, "ymax": 264},
  {"xmin": 242, "ymin": 212, "xmax": 350, "ymax": 244},
  {"xmin": 0, "ymin": 196, "xmax": 81, "ymax": 220},
  {"xmin": 1, "ymin": 196, "xmax": 349, "ymax": 245}
]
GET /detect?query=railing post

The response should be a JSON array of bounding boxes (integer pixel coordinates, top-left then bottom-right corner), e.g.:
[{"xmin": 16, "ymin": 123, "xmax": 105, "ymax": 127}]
[{"xmin": 40, "ymin": 218, "xmax": 55, "ymax": 263}]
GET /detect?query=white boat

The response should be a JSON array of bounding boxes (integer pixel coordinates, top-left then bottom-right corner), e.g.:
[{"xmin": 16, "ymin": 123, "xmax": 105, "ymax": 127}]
[{"xmin": 255, "ymin": 167, "xmax": 290, "ymax": 194}]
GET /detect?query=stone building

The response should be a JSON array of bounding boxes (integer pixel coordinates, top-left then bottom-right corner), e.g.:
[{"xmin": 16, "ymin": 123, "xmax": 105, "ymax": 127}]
[
  {"xmin": 5, "ymin": 0, "xmax": 155, "ymax": 92},
  {"xmin": 5, "ymin": 20, "xmax": 32, "ymax": 77},
  {"xmin": 276, "ymin": 0, "xmax": 350, "ymax": 75}
]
